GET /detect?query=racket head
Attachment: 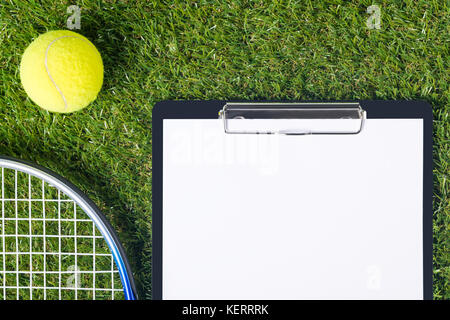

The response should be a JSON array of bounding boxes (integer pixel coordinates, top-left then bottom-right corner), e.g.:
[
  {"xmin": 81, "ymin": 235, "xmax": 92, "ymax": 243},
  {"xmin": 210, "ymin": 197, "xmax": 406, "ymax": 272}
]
[{"xmin": 0, "ymin": 156, "xmax": 137, "ymax": 300}]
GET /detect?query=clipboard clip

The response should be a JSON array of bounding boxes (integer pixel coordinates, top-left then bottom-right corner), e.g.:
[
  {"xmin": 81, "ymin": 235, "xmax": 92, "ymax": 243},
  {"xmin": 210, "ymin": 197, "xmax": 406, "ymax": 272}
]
[{"xmin": 219, "ymin": 103, "xmax": 366, "ymax": 135}]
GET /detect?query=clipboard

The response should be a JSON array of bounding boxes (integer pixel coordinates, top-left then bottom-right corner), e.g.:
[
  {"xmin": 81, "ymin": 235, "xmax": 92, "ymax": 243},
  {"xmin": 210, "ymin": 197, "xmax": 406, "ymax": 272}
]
[{"xmin": 152, "ymin": 100, "xmax": 433, "ymax": 300}]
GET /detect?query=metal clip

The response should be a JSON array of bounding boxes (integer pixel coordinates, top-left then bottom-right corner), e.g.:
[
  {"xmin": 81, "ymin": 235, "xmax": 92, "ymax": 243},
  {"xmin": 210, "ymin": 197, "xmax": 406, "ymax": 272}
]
[{"xmin": 219, "ymin": 103, "xmax": 365, "ymax": 135}]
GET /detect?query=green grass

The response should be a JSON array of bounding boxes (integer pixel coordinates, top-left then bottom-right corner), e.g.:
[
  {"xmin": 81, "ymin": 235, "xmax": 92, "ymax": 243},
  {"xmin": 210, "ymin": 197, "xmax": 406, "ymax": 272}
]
[{"xmin": 0, "ymin": 0, "xmax": 448, "ymax": 299}]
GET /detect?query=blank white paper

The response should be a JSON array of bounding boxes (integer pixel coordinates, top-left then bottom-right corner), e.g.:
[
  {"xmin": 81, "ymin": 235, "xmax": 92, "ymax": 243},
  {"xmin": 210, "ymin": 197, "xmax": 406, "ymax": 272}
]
[{"xmin": 162, "ymin": 118, "xmax": 423, "ymax": 300}]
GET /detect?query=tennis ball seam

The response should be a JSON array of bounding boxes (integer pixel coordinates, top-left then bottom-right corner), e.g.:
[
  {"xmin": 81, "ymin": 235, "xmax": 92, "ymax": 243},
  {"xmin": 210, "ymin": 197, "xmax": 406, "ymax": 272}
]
[{"xmin": 44, "ymin": 35, "xmax": 98, "ymax": 112}]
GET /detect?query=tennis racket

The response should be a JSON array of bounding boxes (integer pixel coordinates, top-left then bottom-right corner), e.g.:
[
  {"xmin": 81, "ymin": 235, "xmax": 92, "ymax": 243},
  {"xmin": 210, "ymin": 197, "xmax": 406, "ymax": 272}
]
[{"xmin": 0, "ymin": 156, "xmax": 137, "ymax": 300}]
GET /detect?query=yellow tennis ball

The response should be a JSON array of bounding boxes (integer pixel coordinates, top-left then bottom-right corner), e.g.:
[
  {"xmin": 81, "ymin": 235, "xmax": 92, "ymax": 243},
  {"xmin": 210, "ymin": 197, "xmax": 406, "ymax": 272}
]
[{"xmin": 20, "ymin": 30, "xmax": 103, "ymax": 113}]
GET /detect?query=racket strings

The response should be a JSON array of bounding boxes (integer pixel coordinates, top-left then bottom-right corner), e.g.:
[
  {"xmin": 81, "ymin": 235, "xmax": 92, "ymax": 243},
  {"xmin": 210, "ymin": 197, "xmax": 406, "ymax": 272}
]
[{"xmin": 0, "ymin": 167, "xmax": 124, "ymax": 300}]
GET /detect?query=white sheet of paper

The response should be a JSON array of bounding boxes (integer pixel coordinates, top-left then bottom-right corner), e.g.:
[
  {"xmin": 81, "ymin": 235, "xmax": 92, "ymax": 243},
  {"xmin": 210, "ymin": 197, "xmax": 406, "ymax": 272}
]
[{"xmin": 162, "ymin": 118, "xmax": 423, "ymax": 300}]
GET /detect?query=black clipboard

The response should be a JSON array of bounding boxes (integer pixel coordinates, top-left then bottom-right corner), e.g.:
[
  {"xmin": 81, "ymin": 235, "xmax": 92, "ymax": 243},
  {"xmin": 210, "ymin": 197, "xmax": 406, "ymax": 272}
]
[{"xmin": 152, "ymin": 100, "xmax": 433, "ymax": 300}]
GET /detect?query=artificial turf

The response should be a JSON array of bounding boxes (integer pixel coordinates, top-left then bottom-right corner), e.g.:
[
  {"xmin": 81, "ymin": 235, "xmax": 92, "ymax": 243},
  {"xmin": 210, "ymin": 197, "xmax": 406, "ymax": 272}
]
[{"xmin": 0, "ymin": 0, "xmax": 448, "ymax": 299}]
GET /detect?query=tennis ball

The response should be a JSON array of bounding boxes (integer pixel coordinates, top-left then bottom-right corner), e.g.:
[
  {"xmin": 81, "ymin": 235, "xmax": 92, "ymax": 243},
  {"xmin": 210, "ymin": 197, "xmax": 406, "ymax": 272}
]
[{"xmin": 20, "ymin": 30, "xmax": 103, "ymax": 113}]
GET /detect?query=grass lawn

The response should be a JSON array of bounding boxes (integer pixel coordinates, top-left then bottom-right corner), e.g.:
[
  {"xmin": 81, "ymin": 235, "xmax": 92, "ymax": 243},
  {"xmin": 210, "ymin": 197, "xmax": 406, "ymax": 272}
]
[{"xmin": 0, "ymin": 0, "xmax": 448, "ymax": 299}]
